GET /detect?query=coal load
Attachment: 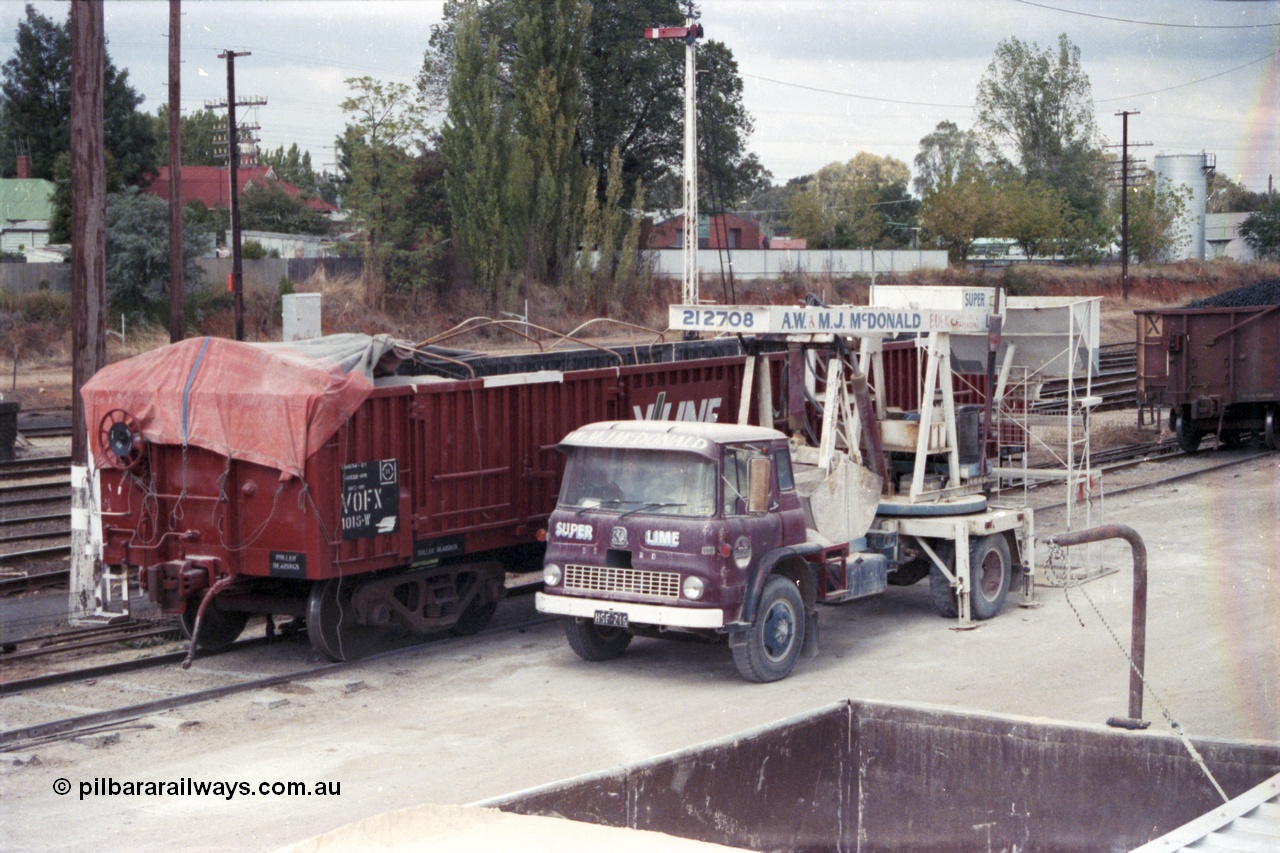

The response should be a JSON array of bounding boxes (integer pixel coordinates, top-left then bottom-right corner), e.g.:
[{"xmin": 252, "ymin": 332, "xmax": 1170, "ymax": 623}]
[{"xmin": 1187, "ymin": 280, "xmax": 1280, "ymax": 308}]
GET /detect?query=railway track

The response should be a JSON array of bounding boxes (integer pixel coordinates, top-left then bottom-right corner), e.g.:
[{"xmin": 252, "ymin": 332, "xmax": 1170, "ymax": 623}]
[
  {"xmin": 1032, "ymin": 342, "xmax": 1138, "ymax": 413},
  {"xmin": 0, "ymin": 453, "xmax": 73, "ymax": 574},
  {"xmin": 15, "ymin": 409, "xmax": 72, "ymax": 440},
  {"xmin": 1, "ymin": 619, "xmax": 181, "ymax": 664},
  {"xmin": 0, "ymin": 608, "xmax": 557, "ymax": 753}
]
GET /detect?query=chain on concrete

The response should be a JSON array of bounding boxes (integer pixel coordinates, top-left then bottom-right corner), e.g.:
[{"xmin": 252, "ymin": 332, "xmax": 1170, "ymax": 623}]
[
  {"xmin": 1052, "ymin": 538, "xmax": 1230, "ymax": 804},
  {"xmin": 1044, "ymin": 540, "xmax": 1077, "ymax": 603}
]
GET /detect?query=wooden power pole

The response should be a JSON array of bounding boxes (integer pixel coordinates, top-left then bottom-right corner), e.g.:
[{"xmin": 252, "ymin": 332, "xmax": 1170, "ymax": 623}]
[
  {"xmin": 69, "ymin": 0, "xmax": 107, "ymax": 623},
  {"xmin": 168, "ymin": 0, "xmax": 183, "ymax": 343},
  {"xmin": 208, "ymin": 50, "xmax": 263, "ymax": 342}
]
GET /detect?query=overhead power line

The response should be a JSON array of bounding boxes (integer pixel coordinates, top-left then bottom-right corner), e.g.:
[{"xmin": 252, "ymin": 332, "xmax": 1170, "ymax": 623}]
[
  {"xmin": 753, "ymin": 42, "xmax": 1280, "ymax": 112},
  {"xmin": 748, "ymin": 75, "xmax": 971, "ymax": 110},
  {"xmin": 1015, "ymin": 0, "xmax": 1280, "ymax": 29},
  {"xmin": 1096, "ymin": 47, "xmax": 1280, "ymax": 103}
]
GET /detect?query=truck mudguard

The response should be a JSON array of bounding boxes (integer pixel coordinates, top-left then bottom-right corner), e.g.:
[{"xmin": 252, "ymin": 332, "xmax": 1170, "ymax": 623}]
[{"xmin": 732, "ymin": 542, "xmax": 828, "ymax": 629}]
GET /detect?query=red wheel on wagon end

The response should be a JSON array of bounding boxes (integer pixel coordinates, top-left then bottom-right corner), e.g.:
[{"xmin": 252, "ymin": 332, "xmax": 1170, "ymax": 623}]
[{"xmin": 97, "ymin": 408, "xmax": 145, "ymax": 469}]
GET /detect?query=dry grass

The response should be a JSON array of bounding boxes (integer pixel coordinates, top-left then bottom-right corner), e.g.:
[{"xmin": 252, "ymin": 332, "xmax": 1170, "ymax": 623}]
[
  {"xmin": 176, "ymin": 259, "xmax": 1280, "ymax": 347},
  {"xmin": 9, "ymin": 259, "xmax": 1280, "ymax": 411}
]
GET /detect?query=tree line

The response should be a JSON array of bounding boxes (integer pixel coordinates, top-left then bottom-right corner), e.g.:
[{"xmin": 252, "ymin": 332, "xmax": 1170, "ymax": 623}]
[
  {"xmin": 763, "ymin": 33, "xmax": 1275, "ymax": 265},
  {"xmin": 5, "ymin": 3, "xmax": 1280, "ymax": 323}
]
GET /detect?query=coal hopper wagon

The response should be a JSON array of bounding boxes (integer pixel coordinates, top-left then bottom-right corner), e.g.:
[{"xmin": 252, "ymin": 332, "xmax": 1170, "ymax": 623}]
[
  {"xmin": 81, "ymin": 334, "xmax": 771, "ymax": 661},
  {"xmin": 1136, "ymin": 282, "xmax": 1280, "ymax": 454}
]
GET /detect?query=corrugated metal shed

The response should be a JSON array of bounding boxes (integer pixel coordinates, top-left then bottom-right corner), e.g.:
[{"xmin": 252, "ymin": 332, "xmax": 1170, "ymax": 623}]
[{"xmin": 1130, "ymin": 772, "xmax": 1280, "ymax": 852}]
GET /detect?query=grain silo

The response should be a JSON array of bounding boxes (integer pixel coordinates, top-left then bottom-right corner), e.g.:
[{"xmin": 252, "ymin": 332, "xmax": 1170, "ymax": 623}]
[{"xmin": 1153, "ymin": 153, "xmax": 1214, "ymax": 261}]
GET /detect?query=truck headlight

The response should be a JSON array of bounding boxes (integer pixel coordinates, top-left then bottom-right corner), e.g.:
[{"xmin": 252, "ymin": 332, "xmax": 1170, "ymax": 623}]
[
  {"xmin": 543, "ymin": 563, "xmax": 562, "ymax": 586},
  {"xmin": 682, "ymin": 576, "xmax": 705, "ymax": 600}
]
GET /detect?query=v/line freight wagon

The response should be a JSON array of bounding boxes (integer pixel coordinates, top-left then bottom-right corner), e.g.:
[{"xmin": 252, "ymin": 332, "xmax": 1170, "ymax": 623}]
[
  {"xmin": 82, "ymin": 334, "xmax": 769, "ymax": 661},
  {"xmin": 1136, "ymin": 300, "xmax": 1280, "ymax": 453}
]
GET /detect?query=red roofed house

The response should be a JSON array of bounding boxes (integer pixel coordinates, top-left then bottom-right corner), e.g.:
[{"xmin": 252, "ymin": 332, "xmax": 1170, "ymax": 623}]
[
  {"xmin": 647, "ymin": 213, "xmax": 764, "ymax": 250},
  {"xmin": 145, "ymin": 165, "xmax": 336, "ymax": 214}
]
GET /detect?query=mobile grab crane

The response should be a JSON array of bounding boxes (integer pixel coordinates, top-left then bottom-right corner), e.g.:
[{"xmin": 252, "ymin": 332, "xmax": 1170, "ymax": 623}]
[{"xmin": 536, "ymin": 302, "xmax": 1036, "ymax": 682}]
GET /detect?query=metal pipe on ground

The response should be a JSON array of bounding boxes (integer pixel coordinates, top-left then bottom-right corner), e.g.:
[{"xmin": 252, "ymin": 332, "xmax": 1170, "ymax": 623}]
[{"xmin": 1049, "ymin": 523, "xmax": 1148, "ymax": 727}]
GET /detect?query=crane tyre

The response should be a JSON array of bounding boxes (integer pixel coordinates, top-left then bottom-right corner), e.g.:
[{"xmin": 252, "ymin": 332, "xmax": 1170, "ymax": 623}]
[
  {"xmin": 969, "ymin": 534, "xmax": 1012, "ymax": 620},
  {"xmin": 564, "ymin": 618, "xmax": 632, "ymax": 661},
  {"xmin": 927, "ymin": 541, "xmax": 959, "ymax": 618},
  {"xmin": 732, "ymin": 575, "xmax": 805, "ymax": 683}
]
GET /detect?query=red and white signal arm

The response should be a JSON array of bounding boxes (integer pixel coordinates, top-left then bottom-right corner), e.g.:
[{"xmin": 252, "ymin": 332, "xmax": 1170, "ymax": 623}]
[{"xmin": 643, "ymin": 24, "xmax": 703, "ymax": 41}]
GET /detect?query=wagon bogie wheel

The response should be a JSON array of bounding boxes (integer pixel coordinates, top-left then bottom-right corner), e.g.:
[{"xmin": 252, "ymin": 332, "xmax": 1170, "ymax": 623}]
[
  {"xmin": 1174, "ymin": 410, "xmax": 1201, "ymax": 455},
  {"xmin": 307, "ymin": 578, "xmax": 381, "ymax": 662},
  {"xmin": 180, "ymin": 597, "xmax": 249, "ymax": 651}
]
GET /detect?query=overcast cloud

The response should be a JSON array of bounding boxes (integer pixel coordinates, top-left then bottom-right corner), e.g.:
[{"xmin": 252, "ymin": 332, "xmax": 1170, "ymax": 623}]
[{"xmin": 3, "ymin": 0, "xmax": 1278, "ymax": 193}]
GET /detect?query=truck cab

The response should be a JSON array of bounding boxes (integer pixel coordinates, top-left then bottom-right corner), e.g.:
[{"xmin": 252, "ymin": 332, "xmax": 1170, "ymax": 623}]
[{"xmin": 536, "ymin": 420, "xmax": 834, "ymax": 682}]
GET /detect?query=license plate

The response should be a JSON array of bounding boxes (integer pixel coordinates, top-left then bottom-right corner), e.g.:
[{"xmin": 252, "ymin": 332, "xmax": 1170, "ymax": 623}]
[{"xmin": 594, "ymin": 609, "xmax": 628, "ymax": 629}]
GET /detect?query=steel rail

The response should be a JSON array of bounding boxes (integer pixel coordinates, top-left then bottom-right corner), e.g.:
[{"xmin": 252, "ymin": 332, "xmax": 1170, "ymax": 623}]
[
  {"xmin": 0, "ymin": 527, "xmax": 70, "ymax": 546},
  {"xmin": 0, "ymin": 512, "xmax": 70, "ymax": 527},
  {"xmin": 0, "ymin": 625, "xmax": 180, "ymax": 663},
  {"xmin": 0, "ymin": 568, "xmax": 69, "ymax": 593},
  {"xmin": 0, "ymin": 480, "xmax": 70, "ymax": 495},
  {"xmin": 0, "ymin": 636, "xmax": 270, "ymax": 695},
  {"xmin": 0, "ymin": 545, "xmax": 71, "ymax": 567},
  {"xmin": 0, "ymin": 454, "xmax": 71, "ymax": 470},
  {"xmin": 0, "ymin": 614, "xmax": 558, "ymax": 752}
]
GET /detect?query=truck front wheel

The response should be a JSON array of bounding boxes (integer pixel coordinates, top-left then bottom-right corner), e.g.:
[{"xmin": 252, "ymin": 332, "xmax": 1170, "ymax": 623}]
[
  {"xmin": 564, "ymin": 618, "xmax": 632, "ymax": 661},
  {"xmin": 733, "ymin": 575, "xmax": 805, "ymax": 683}
]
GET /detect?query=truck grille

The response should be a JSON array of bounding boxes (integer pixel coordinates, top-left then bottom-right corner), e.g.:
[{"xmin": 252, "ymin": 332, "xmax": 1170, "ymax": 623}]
[{"xmin": 564, "ymin": 565, "xmax": 680, "ymax": 600}]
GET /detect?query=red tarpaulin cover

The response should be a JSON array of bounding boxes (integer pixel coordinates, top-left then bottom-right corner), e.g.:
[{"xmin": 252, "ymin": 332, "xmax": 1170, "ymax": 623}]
[{"xmin": 81, "ymin": 336, "xmax": 375, "ymax": 479}]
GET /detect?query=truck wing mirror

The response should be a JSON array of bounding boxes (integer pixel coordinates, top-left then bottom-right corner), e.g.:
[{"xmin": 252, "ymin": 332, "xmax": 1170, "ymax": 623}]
[{"xmin": 748, "ymin": 457, "xmax": 771, "ymax": 514}]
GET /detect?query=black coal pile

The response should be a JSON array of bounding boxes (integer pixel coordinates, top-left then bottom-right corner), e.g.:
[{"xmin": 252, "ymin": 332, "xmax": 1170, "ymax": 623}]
[{"xmin": 1187, "ymin": 280, "xmax": 1280, "ymax": 308}]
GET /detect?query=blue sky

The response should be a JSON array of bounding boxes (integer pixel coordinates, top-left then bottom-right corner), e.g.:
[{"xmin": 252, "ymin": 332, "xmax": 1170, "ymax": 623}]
[{"xmin": 3, "ymin": 0, "xmax": 1279, "ymax": 191}]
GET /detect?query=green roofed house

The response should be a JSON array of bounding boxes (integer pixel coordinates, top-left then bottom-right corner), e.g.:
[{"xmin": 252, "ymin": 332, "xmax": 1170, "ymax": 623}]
[{"xmin": 0, "ymin": 155, "xmax": 55, "ymax": 255}]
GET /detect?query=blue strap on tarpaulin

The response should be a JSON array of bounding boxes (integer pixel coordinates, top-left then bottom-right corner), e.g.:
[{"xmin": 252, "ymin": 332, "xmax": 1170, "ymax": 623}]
[{"xmin": 181, "ymin": 337, "xmax": 212, "ymax": 446}]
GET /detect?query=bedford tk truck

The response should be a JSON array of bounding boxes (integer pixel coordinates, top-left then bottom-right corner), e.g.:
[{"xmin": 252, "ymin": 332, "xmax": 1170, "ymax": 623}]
[
  {"xmin": 535, "ymin": 419, "xmax": 1033, "ymax": 682},
  {"xmin": 535, "ymin": 420, "xmax": 873, "ymax": 682}
]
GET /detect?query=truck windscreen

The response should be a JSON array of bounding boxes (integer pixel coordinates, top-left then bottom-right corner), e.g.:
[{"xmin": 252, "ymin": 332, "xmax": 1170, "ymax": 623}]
[{"xmin": 559, "ymin": 448, "xmax": 717, "ymax": 517}]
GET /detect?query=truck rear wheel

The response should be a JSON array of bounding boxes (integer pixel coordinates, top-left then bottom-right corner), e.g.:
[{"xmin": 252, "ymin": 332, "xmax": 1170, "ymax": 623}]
[
  {"xmin": 732, "ymin": 575, "xmax": 805, "ymax": 683},
  {"xmin": 564, "ymin": 618, "xmax": 632, "ymax": 661}
]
